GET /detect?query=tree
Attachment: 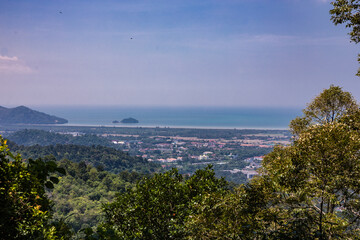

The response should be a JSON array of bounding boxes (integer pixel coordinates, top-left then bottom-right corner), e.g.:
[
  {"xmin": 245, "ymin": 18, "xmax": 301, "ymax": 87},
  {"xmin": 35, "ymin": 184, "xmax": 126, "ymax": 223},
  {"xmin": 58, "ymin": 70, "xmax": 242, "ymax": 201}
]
[
  {"xmin": 289, "ymin": 85, "xmax": 358, "ymax": 136},
  {"xmin": 101, "ymin": 166, "xmax": 228, "ymax": 239},
  {"xmin": 185, "ymin": 86, "xmax": 360, "ymax": 239},
  {"xmin": 0, "ymin": 135, "xmax": 66, "ymax": 239},
  {"xmin": 261, "ymin": 123, "xmax": 360, "ymax": 239},
  {"xmin": 185, "ymin": 179, "xmax": 277, "ymax": 239},
  {"xmin": 261, "ymin": 86, "xmax": 360, "ymax": 238},
  {"xmin": 330, "ymin": 0, "xmax": 360, "ymax": 76}
]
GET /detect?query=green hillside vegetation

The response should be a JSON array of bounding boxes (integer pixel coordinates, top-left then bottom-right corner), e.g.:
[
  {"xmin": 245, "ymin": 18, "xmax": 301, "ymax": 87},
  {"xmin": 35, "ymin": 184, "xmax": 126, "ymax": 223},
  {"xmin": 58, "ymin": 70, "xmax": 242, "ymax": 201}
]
[
  {"xmin": 50, "ymin": 158, "xmax": 145, "ymax": 233},
  {"xmin": 9, "ymin": 143, "xmax": 161, "ymax": 174},
  {"xmin": 2, "ymin": 141, "xmax": 161, "ymax": 237},
  {"xmin": 7, "ymin": 129, "xmax": 111, "ymax": 147},
  {"xmin": 99, "ymin": 166, "xmax": 228, "ymax": 239},
  {"xmin": 0, "ymin": 106, "xmax": 68, "ymax": 124},
  {"xmin": 0, "ymin": 136, "xmax": 70, "ymax": 239}
]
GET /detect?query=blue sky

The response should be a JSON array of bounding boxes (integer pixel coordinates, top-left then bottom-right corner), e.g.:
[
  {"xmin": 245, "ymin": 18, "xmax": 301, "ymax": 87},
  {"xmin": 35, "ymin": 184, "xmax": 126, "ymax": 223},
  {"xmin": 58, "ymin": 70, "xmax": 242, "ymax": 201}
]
[{"xmin": 1, "ymin": 0, "xmax": 359, "ymax": 107}]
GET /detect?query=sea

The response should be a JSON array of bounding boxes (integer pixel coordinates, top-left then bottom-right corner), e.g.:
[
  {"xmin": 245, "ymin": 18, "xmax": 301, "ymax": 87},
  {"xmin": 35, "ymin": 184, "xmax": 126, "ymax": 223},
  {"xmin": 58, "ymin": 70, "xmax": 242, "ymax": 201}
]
[{"xmin": 34, "ymin": 106, "xmax": 302, "ymax": 130}]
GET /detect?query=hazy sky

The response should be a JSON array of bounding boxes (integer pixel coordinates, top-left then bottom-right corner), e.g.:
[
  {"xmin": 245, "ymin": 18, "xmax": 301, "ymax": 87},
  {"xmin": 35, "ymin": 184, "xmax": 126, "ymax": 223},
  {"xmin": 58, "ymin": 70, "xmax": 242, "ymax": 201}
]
[{"xmin": 1, "ymin": 0, "xmax": 360, "ymax": 107}]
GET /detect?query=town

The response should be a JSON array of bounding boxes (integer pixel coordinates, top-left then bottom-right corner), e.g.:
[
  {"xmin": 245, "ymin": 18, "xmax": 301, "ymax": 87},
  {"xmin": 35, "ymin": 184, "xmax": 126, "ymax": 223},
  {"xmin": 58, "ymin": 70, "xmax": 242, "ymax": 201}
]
[
  {"xmin": 1, "ymin": 125, "xmax": 291, "ymax": 183},
  {"xmin": 101, "ymin": 128, "xmax": 291, "ymax": 182}
]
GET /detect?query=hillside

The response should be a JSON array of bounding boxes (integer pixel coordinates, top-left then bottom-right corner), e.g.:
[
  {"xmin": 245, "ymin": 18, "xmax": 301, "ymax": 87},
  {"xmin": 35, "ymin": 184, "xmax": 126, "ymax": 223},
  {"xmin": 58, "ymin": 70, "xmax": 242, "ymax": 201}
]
[
  {"xmin": 50, "ymin": 159, "xmax": 145, "ymax": 232},
  {"xmin": 7, "ymin": 129, "xmax": 111, "ymax": 147},
  {"xmin": 10, "ymin": 142, "xmax": 161, "ymax": 174},
  {"xmin": 0, "ymin": 106, "xmax": 68, "ymax": 124}
]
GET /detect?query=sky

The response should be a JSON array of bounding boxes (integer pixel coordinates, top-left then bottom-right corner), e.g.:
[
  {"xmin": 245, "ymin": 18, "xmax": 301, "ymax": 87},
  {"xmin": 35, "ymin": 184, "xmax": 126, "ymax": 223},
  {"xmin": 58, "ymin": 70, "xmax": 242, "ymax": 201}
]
[{"xmin": 1, "ymin": 0, "xmax": 360, "ymax": 108}]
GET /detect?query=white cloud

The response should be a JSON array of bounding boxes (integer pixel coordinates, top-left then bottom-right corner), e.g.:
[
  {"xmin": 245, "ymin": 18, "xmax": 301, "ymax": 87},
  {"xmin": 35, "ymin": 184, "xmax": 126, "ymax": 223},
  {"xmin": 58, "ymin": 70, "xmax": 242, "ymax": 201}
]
[
  {"xmin": 0, "ymin": 55, "xmax": 33, "ymax": 74},
  {"xmin": 0, "ymin": 55, "xmax": 18, "ymax": 61}
]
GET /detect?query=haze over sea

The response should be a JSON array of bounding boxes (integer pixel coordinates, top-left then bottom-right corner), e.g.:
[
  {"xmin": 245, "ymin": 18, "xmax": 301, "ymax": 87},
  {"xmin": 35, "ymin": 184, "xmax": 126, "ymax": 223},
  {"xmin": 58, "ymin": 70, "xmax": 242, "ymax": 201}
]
[{"xmin": 34, "ymin": 106, "xmax": 301, "ymax": 130}]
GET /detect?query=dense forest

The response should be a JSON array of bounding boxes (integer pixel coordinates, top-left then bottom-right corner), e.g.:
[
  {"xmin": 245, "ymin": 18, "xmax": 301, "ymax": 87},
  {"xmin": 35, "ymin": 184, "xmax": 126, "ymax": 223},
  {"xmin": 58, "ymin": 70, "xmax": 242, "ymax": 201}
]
[
  {"xmin": 8, "ymin": 142, "xmax": 161, "ymax": 174},
  {"xmin": 3, "ymin": 135, "xmax": 162, "ymax": 238},
  {"xmin": 51, "ymin": 159, "xmax": 145, "ymax": 233},
  {"xmin": 6, "ymin": 129, "xmax": 112, "ymax": 147}
]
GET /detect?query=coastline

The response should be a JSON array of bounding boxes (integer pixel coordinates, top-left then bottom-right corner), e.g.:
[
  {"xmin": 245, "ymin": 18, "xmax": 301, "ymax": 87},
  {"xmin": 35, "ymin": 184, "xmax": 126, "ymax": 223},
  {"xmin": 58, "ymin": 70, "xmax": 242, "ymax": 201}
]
[
  {"xmin": 0, "ymin": 123, "xmax": 290, "ymax": 131},
  {"xmin": 60, "ymin": 123, "xmax": 290, "ymax": 130},
  {"xmin": 30, "ymin": 106, "xmax": 299, "ymax": 131}
]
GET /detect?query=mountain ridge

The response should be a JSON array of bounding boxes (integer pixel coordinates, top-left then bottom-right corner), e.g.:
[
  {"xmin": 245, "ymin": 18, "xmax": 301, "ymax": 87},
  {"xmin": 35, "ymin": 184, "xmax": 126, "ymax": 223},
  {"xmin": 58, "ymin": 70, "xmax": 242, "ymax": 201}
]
[{"xmin": 0, "ymin": 105, "xmax": 68, "ymax": 124}]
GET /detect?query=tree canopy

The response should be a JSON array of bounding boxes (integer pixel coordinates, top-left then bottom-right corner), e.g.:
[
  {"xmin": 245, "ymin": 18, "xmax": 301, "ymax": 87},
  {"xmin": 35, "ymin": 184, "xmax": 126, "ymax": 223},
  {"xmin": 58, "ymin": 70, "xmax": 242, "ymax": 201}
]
[
  {"xmin": 183, "ymin": 86, "xmax": 360, "ymax": 239},
  {"xmin": 289, "ymin": 85, "xmax": 358, "ymax": 136},
  {"xmin": 101, "ymin": 166, "xmax": 228, "ymax": 239},
  {"xmin": 0, "ymin": 135, "xmax": 67, "ymax": 239}
]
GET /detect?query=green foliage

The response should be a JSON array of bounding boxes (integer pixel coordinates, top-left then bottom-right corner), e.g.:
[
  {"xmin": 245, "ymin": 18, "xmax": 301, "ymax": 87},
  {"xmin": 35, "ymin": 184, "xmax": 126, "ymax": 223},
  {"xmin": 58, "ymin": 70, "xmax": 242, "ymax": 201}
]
[
  {"xmin": 261, "ymin": 123, "xmax": 360, "ymax": 238},
  {"xmin": 184, "ymin": 86, "xmax": 360, "ymax": 239},
  {"xmin": 261, "ymin": 87, "xmax": 360, "ymax": 238},
  {"xmin": 304, "ymin": 85, "xmax": 358, "ymax": 124},
  {"xmin": 290, "ymin": 85, "xmax": 358, "ymax": 136},
  {"xmin": 5, "ymin": 132, "xmax": 161, "ymax": 235},
  {"xmin": 330, "ymin": 0, "xmax": 360, "ymax": 75},
  {"xmin": 185, "ymin": 180, "xmax": 275, "ymax": 240},
  {"xmin": 7, "ymin": 129, "xmax": 111, "ymax": 147},
  {"xmin": 331, "ymin": 0, "xmax": 360, "ymax": 43},
  {"xmin": 101, "ymin": 166, "xmax": 228, "ymax": 239},
  {"xmin": 0, "ymin": 135, "xmax": 67, "ymax": 239},
  {"xmin": 11, "ymin": 143, "xmax": 161, "ymax": 174},
  {"xmin": 50, "ymin": 159, "xmax": 144, "ymax": 233}
]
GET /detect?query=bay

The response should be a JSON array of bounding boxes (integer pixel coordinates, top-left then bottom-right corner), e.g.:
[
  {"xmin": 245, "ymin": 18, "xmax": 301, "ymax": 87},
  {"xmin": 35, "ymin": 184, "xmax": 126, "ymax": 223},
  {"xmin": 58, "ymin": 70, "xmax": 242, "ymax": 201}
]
[{"xmin": 33, "ymin": 106, "xmax": 302, "ymax": 129}]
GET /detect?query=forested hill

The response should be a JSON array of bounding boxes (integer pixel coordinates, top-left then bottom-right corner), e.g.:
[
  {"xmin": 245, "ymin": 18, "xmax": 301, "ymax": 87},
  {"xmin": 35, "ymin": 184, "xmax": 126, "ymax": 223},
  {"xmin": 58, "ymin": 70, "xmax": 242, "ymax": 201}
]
[
  {"xmin": 10, "ymin": 143, "xmax": 161, "ymax": 174},
  {"xmin": 0, "ymin": 106, "xmax": 68, "ymax": 124},
  {"xmin": 50, "ymin": 159, "xmax": 146, "ymax": 232},
  {"xmin": 7, "ymin": 129, "xmax": 111, "ymax": 146},
  {"xmin": 4, "ymin": 130, "xmax": 161, "ymax": 235}
]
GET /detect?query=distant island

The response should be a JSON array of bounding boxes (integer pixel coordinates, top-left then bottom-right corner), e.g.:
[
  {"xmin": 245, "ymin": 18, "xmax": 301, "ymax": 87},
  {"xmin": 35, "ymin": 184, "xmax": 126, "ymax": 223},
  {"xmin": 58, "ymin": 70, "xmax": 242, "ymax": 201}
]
[
  {"xmin": 120, "ymin": 117, "xmax": 139, "ymax": 124},
  {"xmin": 0, "ymin": 106, "xmax": 68, "ymax": 124},
  {"xmin": 112, "ymin": 118, "xmax": 139, "ymax": 124}
]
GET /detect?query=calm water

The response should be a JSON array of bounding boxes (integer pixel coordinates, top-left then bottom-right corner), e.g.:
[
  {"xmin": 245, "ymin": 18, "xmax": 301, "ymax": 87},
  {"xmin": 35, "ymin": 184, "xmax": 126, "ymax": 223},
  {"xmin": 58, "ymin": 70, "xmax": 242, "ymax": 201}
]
[{"xmin": 34, "ymin": 106, "xmax": 302, "ymax": 129}]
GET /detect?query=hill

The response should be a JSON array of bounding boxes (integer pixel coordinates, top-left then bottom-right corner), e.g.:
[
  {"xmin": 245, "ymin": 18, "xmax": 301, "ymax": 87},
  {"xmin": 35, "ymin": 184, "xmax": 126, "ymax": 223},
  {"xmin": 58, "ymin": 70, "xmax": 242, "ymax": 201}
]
[
  {"xmin": 0, "ymin": 106, "xmax": 68, "ymax": 124},
  {"xmin": 10, "ymin": 142, "xmax": 161, "ymax": 174},
  {"xmin": 51, "ymin": 158, "xmax": 146, "ymax": 232},
  {"xmin": 7, "ymin": 129, "xmax": 161, "ymax": 174},
  {"xmin": 7, "ymin": 129, "xmax": 111, "ymax": 146}
]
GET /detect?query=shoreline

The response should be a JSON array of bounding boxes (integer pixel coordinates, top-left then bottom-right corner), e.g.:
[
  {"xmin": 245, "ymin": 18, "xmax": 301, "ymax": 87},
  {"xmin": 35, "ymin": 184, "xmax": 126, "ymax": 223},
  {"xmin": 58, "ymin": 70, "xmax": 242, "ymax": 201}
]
[{"xmin": 0, "ymin": 123, "xmax": 290, "ymax": 131}]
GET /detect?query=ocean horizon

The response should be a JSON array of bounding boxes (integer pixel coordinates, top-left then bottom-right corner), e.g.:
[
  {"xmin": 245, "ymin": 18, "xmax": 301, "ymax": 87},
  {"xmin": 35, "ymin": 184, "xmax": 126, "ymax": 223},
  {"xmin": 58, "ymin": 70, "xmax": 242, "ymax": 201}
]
[{"xmin": 33, "ymin": 106, "xmax": 302, "ymax": 130}]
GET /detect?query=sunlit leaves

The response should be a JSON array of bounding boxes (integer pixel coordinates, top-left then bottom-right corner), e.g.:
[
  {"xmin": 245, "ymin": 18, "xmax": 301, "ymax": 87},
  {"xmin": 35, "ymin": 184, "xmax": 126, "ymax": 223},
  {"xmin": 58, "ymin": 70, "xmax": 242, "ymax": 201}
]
[
  {"xmin": 187, "ymin": 86, "xmax": 360, "ymax": 239},
  {"xmin": 263, "ymin": 86, "xmax": 360, "ymax": 238},
  {"xmin": 0, "ymin": 135, "xmax": 66, "ymax": 239},
  {"xmin": 290, "ymin": 85, "xmax": 358, "ymax": 137},
  {"xmin": 102, "ymin": 166, "xmax": 228, "ymax": 239}
]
